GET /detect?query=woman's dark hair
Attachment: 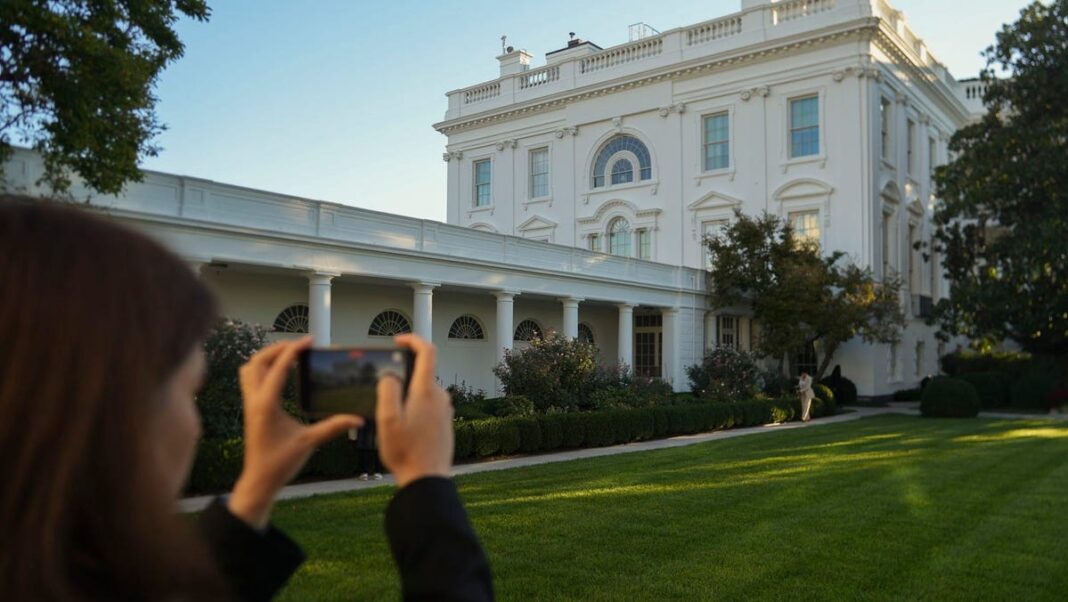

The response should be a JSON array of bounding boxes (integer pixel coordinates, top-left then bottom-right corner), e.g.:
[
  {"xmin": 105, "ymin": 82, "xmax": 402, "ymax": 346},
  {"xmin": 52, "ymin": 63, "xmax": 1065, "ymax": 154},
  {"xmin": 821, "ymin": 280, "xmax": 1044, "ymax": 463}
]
[{"xmin": 0, "ymin": 196, "xmax": 222, "ymax": 599}]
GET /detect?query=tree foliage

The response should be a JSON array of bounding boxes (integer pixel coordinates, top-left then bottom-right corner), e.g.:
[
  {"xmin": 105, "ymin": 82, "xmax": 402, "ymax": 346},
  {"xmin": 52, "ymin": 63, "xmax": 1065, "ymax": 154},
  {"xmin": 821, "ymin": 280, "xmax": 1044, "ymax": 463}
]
[
  {"xmin": 0, "ymin": 0, "xmax": 210, "ymax": 194},
  {"xmin": 931, "ymin": 0, "xmax": 1068, "ymax": 357},
  {"xmin": 705, "ymin": 211, "xmax": 905, "ymax": 380}
]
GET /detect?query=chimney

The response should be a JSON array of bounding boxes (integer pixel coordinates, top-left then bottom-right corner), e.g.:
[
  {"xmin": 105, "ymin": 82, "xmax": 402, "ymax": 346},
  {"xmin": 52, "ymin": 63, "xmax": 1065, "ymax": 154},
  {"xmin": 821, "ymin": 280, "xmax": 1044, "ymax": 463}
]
[
  {"xmin": 546, "ymin": 33, "xmax": 601, "ymax": 65},
  {"xmin": 497, "ymin": 48, "xmax": 532, "ymax": 77}
]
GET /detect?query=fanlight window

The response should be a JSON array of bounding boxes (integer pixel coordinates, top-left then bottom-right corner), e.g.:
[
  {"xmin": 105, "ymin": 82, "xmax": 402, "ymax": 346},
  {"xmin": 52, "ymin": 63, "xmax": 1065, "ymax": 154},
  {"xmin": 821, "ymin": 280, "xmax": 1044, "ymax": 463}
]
[
  {"xmin": 513, "ymin": 319, "xmax": 543, "ymax": 342},
  {"xmin": 591, "ymin": 135, "xmax": 652, "ymax": 188},
  {"xmin": 273, "ymin": 304, "xmax": 309, "ymax": 333},
  {"xmin": 610, "ymin": 159, "xmax": 633, "ymax": 185},
  {"xmin": 448, "ymin": 315, "xmax": 485, "ymax": 340},
  {"xmin": 578, "ymin": 323, "xmax": 595, "ymax": 346},
  {"xmin": 368, "ymin": 310, "xmax": 412, "ymax": 337},
  {"xmin": 609, "ymin": 217, "xmax": 632, "ymax": 257}
]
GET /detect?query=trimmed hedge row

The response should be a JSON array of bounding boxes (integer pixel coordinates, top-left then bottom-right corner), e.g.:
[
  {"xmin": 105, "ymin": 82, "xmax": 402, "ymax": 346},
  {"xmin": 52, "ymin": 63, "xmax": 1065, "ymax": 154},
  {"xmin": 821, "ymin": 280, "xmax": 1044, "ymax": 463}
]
[
  {"xmin": 920, "ymin": 377, "xmax": 981, "ymax": 418},
  {"xmin": 188, "ymin": 397, "xmax": 835, "ymax": 494},
  {"xmin": 452, "ymin": 398, "xmax": 819, "ymax": 462}
]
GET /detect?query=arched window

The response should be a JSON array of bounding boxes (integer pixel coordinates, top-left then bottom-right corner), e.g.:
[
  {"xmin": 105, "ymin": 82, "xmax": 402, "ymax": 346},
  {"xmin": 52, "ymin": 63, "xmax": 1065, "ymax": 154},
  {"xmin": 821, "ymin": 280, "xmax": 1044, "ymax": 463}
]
[
  {"xmin": 610, "ymin": 159, "xmax": 633, "ymax": 185},
  {"xmin": 591, "ymin": 135, "xmax": 652, "ymax": 188},
  {"xmin": 513, "ymin": 319, "xmax": 543, "ymax": 342},
  {"xmin": 448, "ymin": 315, "xmax": 485, "ymax": 340},
  {"xmin": 609, "ymin": 217, "xmax": 632, "ymax": 257},
  {"xmin": 578, "ymin": 323, "xmax": 595, "ymax": 346},
  {"xmin": 368, "ymin": 310, "xmax": 412, "ymax": 337},
  {"xmin": 273, "ymin": 304, "xmax": 309, "ymax": 333}
]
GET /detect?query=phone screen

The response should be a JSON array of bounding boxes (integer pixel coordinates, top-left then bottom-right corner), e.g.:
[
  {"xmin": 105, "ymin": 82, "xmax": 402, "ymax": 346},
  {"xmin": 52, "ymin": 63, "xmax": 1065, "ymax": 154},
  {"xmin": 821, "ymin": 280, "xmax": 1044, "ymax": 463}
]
[{"xmin": 297, "ymin": 347, "xmax": 413, "ymax": 419}]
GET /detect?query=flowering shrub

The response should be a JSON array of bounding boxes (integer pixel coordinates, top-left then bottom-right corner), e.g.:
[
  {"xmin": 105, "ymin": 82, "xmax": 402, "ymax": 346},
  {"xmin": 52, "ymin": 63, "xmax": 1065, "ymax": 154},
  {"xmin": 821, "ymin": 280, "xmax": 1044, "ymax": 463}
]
[
  {"xmin": 198, "ymin": 319, "xmax": 270, "ymax": 439},
  {"xmin": 445, "ymin": 381, "xmax": 486, "ymax": 406},
  {"xmin": 685, "ymin": 347, "xmax": 761, "ymax": 401},
  {"xmin": 493, "ymin": 331, "xmax": 599, "ymax": 411}
]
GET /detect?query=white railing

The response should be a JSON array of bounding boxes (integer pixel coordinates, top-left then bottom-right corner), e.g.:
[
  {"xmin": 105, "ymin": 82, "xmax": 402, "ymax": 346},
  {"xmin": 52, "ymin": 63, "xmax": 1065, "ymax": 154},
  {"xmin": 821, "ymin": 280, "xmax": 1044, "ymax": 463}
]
[
  {"xmin": 773, "ymin": 0, "xmax": 836, "ymax": 24},
  {"xmin": 963, "ymin": 82, "xmax": 986, "ymax": 100},
  {"xmin": 463, "ymin": 81, "xmax": 500, "ymax": 104},
  {"xmin": 519, "ymin": 65, "xmax": 559, "ymax": 90},
  {"xmin": 580, "ymin": 37, "xmax": 663, "ymax": 74},
  {"xmin": 686, "ymin": 16, "xmax": 743, "ymax": 46}
]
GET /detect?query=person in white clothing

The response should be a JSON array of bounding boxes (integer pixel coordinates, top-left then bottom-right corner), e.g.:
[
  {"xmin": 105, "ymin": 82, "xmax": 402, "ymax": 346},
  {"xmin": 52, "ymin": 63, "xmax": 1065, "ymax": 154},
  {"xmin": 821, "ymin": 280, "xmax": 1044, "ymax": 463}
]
[{"xmin": 798, "ymin": 372, "xmax": 814, "ymax": 422}]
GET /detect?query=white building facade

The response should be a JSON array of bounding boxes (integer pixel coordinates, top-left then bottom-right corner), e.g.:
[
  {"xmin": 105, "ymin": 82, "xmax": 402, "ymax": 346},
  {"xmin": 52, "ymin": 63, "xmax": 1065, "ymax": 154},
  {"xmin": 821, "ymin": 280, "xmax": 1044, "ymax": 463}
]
[{"xmin": 437, "ymin": 0, "xmax": 986, "ymax": 395}]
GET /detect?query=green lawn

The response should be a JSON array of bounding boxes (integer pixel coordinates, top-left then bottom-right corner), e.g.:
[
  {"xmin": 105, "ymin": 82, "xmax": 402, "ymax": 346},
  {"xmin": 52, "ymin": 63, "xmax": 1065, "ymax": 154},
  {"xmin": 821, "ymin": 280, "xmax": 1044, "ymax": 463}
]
[{"xmin": 272, "ymin": 415, "xmax": 1068, "ymax": 601}]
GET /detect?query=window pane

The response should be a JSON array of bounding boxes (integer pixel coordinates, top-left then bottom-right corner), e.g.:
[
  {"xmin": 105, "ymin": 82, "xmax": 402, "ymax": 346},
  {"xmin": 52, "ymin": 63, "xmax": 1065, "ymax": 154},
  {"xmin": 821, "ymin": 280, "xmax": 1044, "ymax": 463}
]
[
  {"xmin": 789, "ymin": 211, "xmax": 820, "ymax": 245},
  {"xmin": 610, "ymin": 159, "xmax": 633, "ymax": 185},
  {"xmin": 703, "ymin": 113, "xmax": 729, "ymax": 171},
  {"xmin": 638, "ymin": 229, "xmax": 651, "ymax": 259},
  {"xmin": 530, "ymin": 149, "xmax": 549, "ymax": 198},
  {"xmin": 790, "ymin": 96, "xmax": 819, "ymax": 158},
  {"xmin": 609, "ymin": 218, "xmax": 631, "ymax": 256},
  {"xmin": 791, "ymin": 127, "xmax": 819, "ymax": 157},
  {"xmin": 474, "ymin": 160, "xmax": 491, "ymax": 207}
]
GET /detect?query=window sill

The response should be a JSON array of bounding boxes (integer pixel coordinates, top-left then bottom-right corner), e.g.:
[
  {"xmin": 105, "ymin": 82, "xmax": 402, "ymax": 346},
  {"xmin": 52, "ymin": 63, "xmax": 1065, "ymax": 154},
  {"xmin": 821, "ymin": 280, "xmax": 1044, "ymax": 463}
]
[
  {"xmin": 467, "ymin": 205, "xmax": 495, "ymax": 218},
  {"xmin": 522, "ymin": 196, "xmax": 553, "ymax": 209},
  {"xmin": 694, "ymin": 168, "xmax": 734, "ymax": 185},
  {"xmin": 780, "ymin": 153, "xmax": 826, "ymax": 172},
  {"xmin": 583, "ymin": 179, "xmax": 659, "ymax": 202}
]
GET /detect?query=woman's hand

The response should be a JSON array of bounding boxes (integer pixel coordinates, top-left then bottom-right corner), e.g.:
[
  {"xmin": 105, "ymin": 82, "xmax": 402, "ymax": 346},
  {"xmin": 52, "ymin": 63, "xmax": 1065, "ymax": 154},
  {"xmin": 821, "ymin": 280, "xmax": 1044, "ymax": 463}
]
[
  {"xmin": 228, "ymin": 336, "xmax": 362, "ymax": 529},
  {"xmin": 376, "ymin": 334, "xmax": 454, "ymax": 489}
]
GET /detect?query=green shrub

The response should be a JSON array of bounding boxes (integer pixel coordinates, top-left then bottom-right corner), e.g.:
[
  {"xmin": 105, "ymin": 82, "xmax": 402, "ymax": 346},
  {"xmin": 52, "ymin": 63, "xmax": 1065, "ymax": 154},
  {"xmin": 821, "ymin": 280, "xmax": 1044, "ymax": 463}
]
[
  {"xmin": 538, "ymin": 414, "xmax": 565, "ymax": 451},
  {"xmin": 892, "ymin": 388, "xmax": 922, "ymax": 401},
  {"xmin": 956, "ymin": 372, "xmax": 1011, "ymax": 409},
  {"xmin": 198, "ymin": 319, "xmax": 270, "ymax": 439},
  {"xmin": 493, "ymin": 332, "xmax": 599, "ymax": 411},
  {"xmin": 686, "ymin": 348, "xmax": 762, "ymax": 401},
  {"xmin": 584, "ymin": 412, "xmax": 616, "ymax": 447},
  {"xmin": 454, "ymin": 422, "xmax": 474, "ymax": 460},
  {"xmin": 820, "ymin": 368, "xmax": 858, "ymax": 405},
  {"xmin": 498, "ymin": 420, "xmax": 521, "ymax": 455},
  {"xmin": 941, "ymin": 350, "xmax": 1032, "ymax": 380},
  {"xmin": 559, "ymin": 413, "xmax": 586, "ymax": 448},
  {"xmin": 496, "ymin": 395, "xmax": 535, "ymax": 417},
  {"xmin": 631, "ymin": 408, "xmax": 656, "ymax": 441},
  {"xmin": 186, "ymin": 438, "xmax": 244, "ymax": 494},
  {"xmin": 446, "ymin": 381, "xmax": 486, "ymax": 405},
  {"xmin": 768, "ymin": 399, "xmax": 795, "ymax": 423},
  {"xmin": 813, "ymin": 384, "xmax": 836, "ymax": 415},
  {"xmin": 455, "ymin": 404, "xmax": 492, "ymax": 421},
  {"xmin": 303, "ymin": 436, "xmax": 361, "ymax": 478},
  {"xmin": 920, "ymin": 377, "xmax": 981, "ymax": 418},
  {"xmin": 760, "ymin": 370, "xmax": 795, "ymax": 397},
  {"xmin": 513, "ymin": 417, "xmax": 543, "ymax": 453},
  {"xmin": 471, "ymin": 420, "xmax": 502, "ymax": 457},
  {"xmin": 651, "ymin": 407, "xmax": 671, "ymax": 437},
  {"xmin": 1011, "ymin": 368, "xmax": 1060, "ymax": 410}
]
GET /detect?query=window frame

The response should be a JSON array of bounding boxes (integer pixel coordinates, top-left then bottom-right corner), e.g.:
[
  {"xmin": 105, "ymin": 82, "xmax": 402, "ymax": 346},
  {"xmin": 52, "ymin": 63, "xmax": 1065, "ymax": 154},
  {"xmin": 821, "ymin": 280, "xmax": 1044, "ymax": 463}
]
[
  {"xmin": 528, "ymin": 147, "xmax": 550, "ymax": 200},
  {"xmin": 472, "ymin": 158, "xmax": 492, "ymax": 208},
  {"xmin": 788, "ymin": 94, "xmax": 820, "ymax": 159},
  {"xmin": 608, "ymin": 217, "xmax": 632, "ymax": 257},
  {"xmin": 906, "ymin": 118, "xmax": 916, "ymax": 175},
  {"xmin": 788, "ymin": 209, "xmax": 821, "ymax": 249},
  {"xmin": 880, "ymin": 96, "xmax": 893, "ymax": 161},
  {"xmin": 702, "ymin": 111, "xmax": 730, "ymax": 172}
]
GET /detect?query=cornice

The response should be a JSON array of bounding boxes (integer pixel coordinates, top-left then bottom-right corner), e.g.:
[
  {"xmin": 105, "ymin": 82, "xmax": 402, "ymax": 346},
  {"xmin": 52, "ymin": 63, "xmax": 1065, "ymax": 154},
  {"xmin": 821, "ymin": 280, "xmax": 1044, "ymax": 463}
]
[
  {"xmin": 870, "ymin": 26, "xmax": 972, "ymax": 126},
  {"xmin": 434, "ymin": 19, "xmax": 880, "ymax": 136}
]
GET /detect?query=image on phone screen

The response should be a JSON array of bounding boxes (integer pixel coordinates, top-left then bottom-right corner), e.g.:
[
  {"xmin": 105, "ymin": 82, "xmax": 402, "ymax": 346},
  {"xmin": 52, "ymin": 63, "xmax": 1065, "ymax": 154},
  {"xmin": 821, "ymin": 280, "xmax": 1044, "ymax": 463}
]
[{"xmin": 298, "ymin": 348, "xmax": 411, "ymax": 419}]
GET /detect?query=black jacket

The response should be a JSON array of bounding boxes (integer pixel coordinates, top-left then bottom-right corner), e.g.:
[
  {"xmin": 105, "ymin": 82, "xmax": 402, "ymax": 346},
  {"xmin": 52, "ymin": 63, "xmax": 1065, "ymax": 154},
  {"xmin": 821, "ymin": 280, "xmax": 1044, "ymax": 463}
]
[{"xmin": 199, "ymin": 477, "xmax": 494, "ymax": 601}]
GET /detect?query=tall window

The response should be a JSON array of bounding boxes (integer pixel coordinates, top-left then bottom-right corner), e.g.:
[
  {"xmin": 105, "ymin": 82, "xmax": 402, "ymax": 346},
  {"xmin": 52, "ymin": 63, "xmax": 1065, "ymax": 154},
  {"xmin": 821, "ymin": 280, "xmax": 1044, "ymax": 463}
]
[
  {"xmin": 610, "ymin": 159, "xmax": 634, "ymax": 185},
  {"xmin": 702, "ymin": 220, "xmax": 728, "ymax": 268},
  {"xmin": 882, "ymin": 212, "xmax": 894, "ymax": 277},
  {"xmin": 930, "ymin": 247, "xmax": 940, "ymax": 300},
  {"xmin": 609, "ymin": 217, "xmax": 631, "ymax": 257},
  {"xmin": 907, "ymin": 223, "xmax": 917, "ymax": 290},
  {"xmin": 637, "ymin": 228, "xmax": 651, "ymax": 260},
  {"xmin": 880, "ymin": 97, "xmax": 892, "ymax": 159},
  {"xmin": 588, "ymin": 233, "xmax": 600, "ymax": 252},
  {"xmin": 889, "ymin": 342, "xmax": 900, "ymax": 381},
  {"xmin": 915, "ymin": 341, "xmax": 926, "ymax": 377},
  {"xmin": 789, "ymin": 95, "xmax": 819, "ymax": 158},
  {"xmin": 703, "ymin": 112, "xmax": 729, "ymax": 171},
  {"xmin": 473, "ymin": 160, "xmax": 491, "ymax": 207},
  {"xmin": 789, "ymin": 210, "xmax": 820, "ymax": 246},
  {"xmin": 906, "ymin": 119, "xmax": 916, "ymax": 174},
  {"xmin": 717, "ymin": 315, "xmax": 738, "ymax": 348},
  {"xmin": 529, "ymin": 148, "xmax": 549, "ymax": 198},
  {"xmin": 928, "ymin": 137, "xmax": 937, "ymax": 181}
]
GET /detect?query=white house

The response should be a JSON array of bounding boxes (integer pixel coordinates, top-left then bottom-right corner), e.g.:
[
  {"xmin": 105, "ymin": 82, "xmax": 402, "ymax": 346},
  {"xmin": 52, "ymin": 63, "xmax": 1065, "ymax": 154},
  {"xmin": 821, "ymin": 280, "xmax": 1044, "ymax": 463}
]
[
  {"xmin": 436, "ymin": 0, "xmax": 986, "ymax": 394},
  {"xmin": 3, "ymin": 0, "xmax": 985, "ymax": 396}
]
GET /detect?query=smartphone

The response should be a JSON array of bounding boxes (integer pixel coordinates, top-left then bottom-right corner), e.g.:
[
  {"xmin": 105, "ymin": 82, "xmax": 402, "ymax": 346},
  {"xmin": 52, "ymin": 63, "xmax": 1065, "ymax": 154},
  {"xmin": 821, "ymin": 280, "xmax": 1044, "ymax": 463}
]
[{"xmin": 296, "ymin": 347, "xmax": 414, "ymax": 419}]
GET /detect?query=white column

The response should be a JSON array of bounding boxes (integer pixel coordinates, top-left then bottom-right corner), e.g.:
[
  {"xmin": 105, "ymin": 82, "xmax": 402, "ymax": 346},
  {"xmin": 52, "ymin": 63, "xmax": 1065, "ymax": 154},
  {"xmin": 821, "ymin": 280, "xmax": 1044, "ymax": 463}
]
[
  {"xmin": 704, "ymin": 311, "xmax": 716, "ymax": 352},
  {"xmin": 617, "ymin": 303, "xmax": 634, "ymax": 369},
  {"xmin": 410, "ymin": 282, "xmax": 439, "ymax": 342},
  {"xmin": 662, "ymin": 308, "xmax": 680, "ymax": 389},
  {"xmin": 494, "ymin": 291, "xmax": 518, "ymax": 364},
  {"xmin": 560, "ymin": 297, "xmax": 583, "ymax": 339},
  {"xmin": 308, "ymin": 272, "xmax": 337, "ymax": 345}
]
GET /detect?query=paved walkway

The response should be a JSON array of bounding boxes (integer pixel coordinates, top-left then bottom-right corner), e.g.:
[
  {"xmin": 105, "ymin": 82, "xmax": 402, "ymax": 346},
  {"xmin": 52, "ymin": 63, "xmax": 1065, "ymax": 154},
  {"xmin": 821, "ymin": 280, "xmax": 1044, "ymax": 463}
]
[{"xmin": 177, "ymin": 404, "xmax": 1066, "ymax": 512}]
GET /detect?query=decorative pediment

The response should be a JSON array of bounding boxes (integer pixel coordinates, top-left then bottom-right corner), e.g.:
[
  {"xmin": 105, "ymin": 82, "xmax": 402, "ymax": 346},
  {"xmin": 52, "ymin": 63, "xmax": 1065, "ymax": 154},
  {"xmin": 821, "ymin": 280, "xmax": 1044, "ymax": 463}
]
[
  {"xmin": 469, "ymin": 222, "xmax": 498, "ymax": 233},
  {"xmin": 517, "ymin": 215, "xmax": 558, "ymax": 231},
  {"xmin": 773, "ymin": 178, "xmax": 834, "ymax": 201},
  {"xmin": 687, "ymin": 191, "xmax": 744, "ymax": 212}
]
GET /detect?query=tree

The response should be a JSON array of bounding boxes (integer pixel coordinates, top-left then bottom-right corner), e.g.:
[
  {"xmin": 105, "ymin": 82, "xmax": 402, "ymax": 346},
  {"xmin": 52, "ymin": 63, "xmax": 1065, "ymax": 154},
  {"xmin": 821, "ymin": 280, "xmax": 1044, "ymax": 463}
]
[
  {"xmin": 706, "ymin": 211, "xmax": 905, "ymax": 380},
  {"xmin": 0, "ymin": 0, "xmax": 210, "ymax": 195},
  {"xmin": 931, "ymin": 0, "xmax": 1068, "ymax": 358}
]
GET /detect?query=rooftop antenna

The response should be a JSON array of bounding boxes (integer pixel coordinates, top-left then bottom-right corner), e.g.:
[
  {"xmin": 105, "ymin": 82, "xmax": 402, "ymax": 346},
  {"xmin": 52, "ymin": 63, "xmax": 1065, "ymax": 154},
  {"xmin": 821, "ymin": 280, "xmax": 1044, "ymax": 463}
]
[
  {"xmin": 569, "ymin": 32, "xmax": 576, "ymax": 41},
  {"xmin": 501, "ymin": 35, "xmax": 507, "ymax": 54}
]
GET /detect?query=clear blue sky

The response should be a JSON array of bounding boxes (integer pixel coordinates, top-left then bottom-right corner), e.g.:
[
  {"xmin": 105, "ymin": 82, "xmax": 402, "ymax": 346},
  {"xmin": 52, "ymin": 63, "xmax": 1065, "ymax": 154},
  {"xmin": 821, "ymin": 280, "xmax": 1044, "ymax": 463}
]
[{"xmin": 141, "ymin": 0, "xmax": 1031, "ymax": 222}]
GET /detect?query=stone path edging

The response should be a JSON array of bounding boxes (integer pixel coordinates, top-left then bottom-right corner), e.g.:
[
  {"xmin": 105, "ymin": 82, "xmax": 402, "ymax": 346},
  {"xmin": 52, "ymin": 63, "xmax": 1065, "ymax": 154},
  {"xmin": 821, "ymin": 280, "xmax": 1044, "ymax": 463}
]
[{"xmin": 177, "ymin": 404, "xmax": 1065, "ymax": 513}]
